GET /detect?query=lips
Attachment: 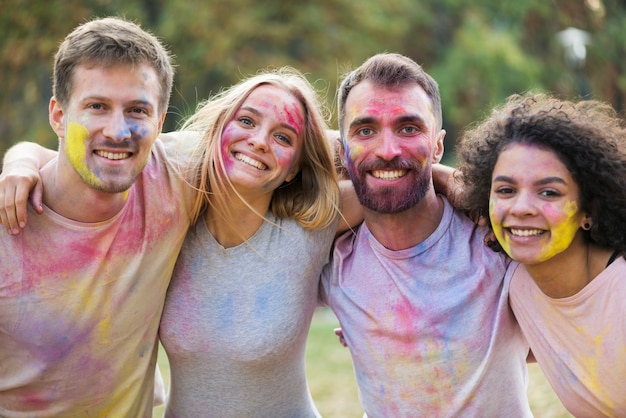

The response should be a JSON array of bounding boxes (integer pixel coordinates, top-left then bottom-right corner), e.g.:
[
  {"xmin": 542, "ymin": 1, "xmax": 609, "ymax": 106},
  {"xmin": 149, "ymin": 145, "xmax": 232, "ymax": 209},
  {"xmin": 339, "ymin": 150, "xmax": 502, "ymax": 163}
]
[
  {"xmin": 370, "ymin": 169, "xmax": 407, "ymax": 180},
  {"xmin": 234, "ymin": 152, "xmax": 267, "ymax": 170},
  {"xmin": 95, "ymin": 150, "xmax": 131, "ymax": 160},
  {"xmin": 509, "ymin": 228, "xmax": 545, "ymax": 237}
]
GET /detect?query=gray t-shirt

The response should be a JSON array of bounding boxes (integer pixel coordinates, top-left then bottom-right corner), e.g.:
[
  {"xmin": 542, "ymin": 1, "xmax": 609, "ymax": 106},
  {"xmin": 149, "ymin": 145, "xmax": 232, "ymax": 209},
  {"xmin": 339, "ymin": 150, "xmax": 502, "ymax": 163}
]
[{"xmin": 160, "ymin": 213, "xmax": 336, "ymax": 417}]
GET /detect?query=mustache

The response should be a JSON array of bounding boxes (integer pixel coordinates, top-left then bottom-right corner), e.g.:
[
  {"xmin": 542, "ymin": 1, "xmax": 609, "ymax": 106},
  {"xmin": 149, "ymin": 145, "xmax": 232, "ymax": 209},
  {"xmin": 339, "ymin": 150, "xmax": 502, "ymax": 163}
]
[
  {"xmin": 359, "ymin": 157, "xmax": 420, "ymax": 172},
  {"xmin": 97, "ymin": 140, "xmax": 137, "ymax": 150}
]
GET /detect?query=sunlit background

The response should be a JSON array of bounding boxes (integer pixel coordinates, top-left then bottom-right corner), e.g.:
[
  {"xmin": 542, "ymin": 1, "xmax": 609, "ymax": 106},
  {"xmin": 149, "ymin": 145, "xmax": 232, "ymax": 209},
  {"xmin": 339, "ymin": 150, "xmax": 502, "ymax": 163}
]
[{"xmin": 1, "ymin": 0, "xmax": 623, "ymax": 166}]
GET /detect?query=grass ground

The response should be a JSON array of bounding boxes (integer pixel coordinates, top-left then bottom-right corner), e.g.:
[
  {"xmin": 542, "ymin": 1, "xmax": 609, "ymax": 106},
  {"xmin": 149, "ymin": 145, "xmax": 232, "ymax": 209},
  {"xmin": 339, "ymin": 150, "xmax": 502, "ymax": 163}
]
[{"xmin": 154, "ymin": 308, "xmax": 573, "ymax": 417}]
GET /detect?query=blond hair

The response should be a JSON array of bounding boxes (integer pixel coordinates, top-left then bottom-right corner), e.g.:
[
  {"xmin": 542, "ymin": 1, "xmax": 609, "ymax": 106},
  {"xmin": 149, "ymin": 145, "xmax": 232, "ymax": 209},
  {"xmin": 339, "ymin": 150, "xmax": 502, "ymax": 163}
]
[{"xmin": 183, "ymin": 67, "xmax": 340, "ymax": 231}]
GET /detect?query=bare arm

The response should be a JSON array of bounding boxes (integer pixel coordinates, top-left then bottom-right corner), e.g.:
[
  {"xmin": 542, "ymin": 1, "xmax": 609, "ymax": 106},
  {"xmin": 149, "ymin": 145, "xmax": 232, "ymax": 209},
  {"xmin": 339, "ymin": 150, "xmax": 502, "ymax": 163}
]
[
  {"xmin": 0, "ymin": 142, "xmax": 57, "ymax": 234},
  {"xmin": 432, "ymin": 163, "xmax": 488, "ymax": 226},
  {"xmin": 432, "ymin": 163, "xmax": 458, "ymax": 202},
  {"xmin": 337, "ymin": 179, "xmax": 364, "ymax": 235}
]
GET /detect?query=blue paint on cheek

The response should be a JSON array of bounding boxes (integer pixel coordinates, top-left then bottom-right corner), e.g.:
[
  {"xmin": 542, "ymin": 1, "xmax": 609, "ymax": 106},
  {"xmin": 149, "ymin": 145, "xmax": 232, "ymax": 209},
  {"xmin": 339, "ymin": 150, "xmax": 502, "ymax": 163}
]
[
  {"xmin": 112, "ymin": 128, "xmax": 130, "ymax": 141},
  {"xmin": 134, "ymin": 124, "xmax": 151, "ymax": 138}
]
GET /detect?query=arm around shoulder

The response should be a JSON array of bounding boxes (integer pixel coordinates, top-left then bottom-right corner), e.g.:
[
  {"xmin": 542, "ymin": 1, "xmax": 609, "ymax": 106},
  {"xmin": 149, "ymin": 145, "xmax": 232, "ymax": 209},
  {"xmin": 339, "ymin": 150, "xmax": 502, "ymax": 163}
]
[{"xmin": 0, "ymin": 141, "xmax": 57, "ymax": 234}]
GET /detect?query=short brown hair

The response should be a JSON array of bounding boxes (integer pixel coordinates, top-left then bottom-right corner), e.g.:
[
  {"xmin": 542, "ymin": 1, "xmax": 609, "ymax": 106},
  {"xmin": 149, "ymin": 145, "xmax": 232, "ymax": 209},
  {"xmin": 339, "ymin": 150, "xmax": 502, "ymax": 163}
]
[
  {"xmin": 52, "ymin": 16, "xmax": 174, "ymax": 113},
  {"xmin": 337, "ymin": 53, "xmax": 442, "ymax": 140}
]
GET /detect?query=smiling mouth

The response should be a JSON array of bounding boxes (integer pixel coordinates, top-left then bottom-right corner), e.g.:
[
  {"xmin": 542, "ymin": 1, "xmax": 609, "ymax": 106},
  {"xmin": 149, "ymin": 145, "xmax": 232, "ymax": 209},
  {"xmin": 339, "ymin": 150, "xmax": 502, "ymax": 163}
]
[
  {"xmin": 370, "ymin": 169, "xmax": 407, "ymax": 180},
  {"xmin": 509, "ymin": 228, "xmax": 545, "ymax": 237},
  {"xmin": 235, "ymin": 152, "xmax": 267, "ymax": 170},
  {"xmin": 95, "ymin": 150, "xmax": 131, "ymax": 160}
]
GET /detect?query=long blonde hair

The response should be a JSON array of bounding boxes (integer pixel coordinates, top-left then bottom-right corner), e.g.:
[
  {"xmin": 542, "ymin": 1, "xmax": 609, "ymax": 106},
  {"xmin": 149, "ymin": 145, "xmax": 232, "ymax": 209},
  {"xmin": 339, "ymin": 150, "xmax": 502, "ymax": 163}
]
[{"xmin": 183, "ymin": 67, "xmax": 340, "ymax": 231}]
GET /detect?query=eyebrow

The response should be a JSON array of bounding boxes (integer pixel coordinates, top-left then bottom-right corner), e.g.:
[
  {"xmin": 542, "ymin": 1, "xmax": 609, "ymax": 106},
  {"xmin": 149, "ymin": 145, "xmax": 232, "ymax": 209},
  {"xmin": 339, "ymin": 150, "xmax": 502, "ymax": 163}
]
[
  {"xmin": 493, "ymin": 175, "xmax": 567, "ymax": 186},
  {"xmin": 82, "ymin": 96, "xmax": 155, "ymax": 108},
  {"xmin": 348, "ymin": 114, "xmax": 426, "ymax": 131},
  {"xmin": 240, "ymin": 106, "xmax": 299, "ymax": 135}
]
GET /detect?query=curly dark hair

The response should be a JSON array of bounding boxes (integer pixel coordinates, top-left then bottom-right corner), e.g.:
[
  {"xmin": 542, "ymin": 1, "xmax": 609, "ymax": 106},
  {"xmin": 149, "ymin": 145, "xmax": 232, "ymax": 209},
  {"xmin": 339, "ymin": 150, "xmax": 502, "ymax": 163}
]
[{"xmin": 456, "ymin": 92, "xmax": 626, "ymax": 255}]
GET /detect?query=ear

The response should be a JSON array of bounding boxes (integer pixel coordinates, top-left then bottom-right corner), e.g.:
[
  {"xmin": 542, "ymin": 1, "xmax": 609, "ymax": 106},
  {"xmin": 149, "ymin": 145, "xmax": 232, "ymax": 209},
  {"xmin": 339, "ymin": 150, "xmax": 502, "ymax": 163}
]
[
  {"xmin": 431, "ymin": 129, "xmax": 446, "ymax": 164},
  {"xmin": 580, "ymin": 215, "xmax": 593, "ymax": 231},
  {"xmin": 156, "ymin": 110, "xmax": 166, "ymax": 135},
  {"xmin": 285, "ymin": 166, "xmax": 300, "ymax": 183},
  {"xmin": 49, "ymin": 97, "xmax": 65, "ymax": 138}
]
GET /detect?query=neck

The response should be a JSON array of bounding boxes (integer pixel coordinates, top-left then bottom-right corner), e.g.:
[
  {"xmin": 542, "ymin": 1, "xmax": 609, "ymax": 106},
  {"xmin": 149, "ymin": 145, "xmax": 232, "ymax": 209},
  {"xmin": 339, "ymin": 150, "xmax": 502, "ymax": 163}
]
[
  {"xmin": 525, "ymin": 239, "xmax": 614, "ymax": 298},
  {"xmin": 205, "ymin": 193, "xmax": 271, "ymax": 248},
  {"xmin": 41, "ymin": 163, "xmax": 128, "ymax": 222},
  {"xmin": 363, "ymin": 192, "xmax": 443, "ymax": 251}
]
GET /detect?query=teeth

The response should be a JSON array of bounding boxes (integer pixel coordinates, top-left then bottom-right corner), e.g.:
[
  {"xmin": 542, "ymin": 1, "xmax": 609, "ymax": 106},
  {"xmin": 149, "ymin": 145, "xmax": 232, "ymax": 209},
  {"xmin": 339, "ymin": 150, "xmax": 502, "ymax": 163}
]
[
  {"xmin": 235, "ymin": 153, "xmax": 267, "ymax": 170},
  {"xmin": 371, "ymin": 170, "xmax": 406, "ymax": 180},
  {"xmin": 510, "ymin": 228, "xmax": 544, "ymax": 237},
  {"xmin": 95, "ymin": 150, "xmax": 130, "ymax": 160}
]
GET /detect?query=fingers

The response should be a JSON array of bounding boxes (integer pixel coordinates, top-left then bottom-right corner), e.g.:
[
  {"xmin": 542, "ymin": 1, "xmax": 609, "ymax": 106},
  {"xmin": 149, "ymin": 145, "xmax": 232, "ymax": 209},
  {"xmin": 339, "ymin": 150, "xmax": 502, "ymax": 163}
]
[
  {"xmin": 0, "ymin": 175, "xmax": 41, "ymax": 235},
  {"xmin": 333, "ymin": 327, "xmax": 348, "ymax": 347},
  {"xmin": 13, "ymin": 179, "xmax": 34, "ymax": 230},
  {"xmin": 30, "ymin": 181, "xmax": 44, "ymax": 214},
  {"xmin": 0, "ymin": 183, "xmax": 22, "ymax": 234}
]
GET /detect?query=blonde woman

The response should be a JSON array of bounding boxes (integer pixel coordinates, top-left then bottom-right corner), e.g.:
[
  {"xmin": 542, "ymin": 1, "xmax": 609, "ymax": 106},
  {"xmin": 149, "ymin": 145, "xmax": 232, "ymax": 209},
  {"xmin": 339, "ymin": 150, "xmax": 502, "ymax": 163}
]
[{"xmin": 158, "ymin": 68, "xmax": 359, "ymax": 417}]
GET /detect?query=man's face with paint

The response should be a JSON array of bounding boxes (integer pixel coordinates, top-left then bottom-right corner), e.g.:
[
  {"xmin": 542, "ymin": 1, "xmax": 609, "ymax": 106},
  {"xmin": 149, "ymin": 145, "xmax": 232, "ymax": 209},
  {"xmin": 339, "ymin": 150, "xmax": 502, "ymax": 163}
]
[
  {"xmin": 341, "ymin": 80, "xmax": 444, "ymax": 214},
  {"xmin": 489, "ymin": 143, "xmax": 587, "ymax": 265},
  {"xmin": 50, "ymin": 63, "xmax": 164, "ymax": 193}
]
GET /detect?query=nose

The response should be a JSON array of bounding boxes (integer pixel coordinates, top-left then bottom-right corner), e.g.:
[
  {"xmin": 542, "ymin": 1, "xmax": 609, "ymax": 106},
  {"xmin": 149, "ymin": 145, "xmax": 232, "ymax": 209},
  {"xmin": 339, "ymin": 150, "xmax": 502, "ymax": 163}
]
[
  {"xmin": 103, "ymin": 111, "xmax": 132, "ymax": 143},
  {"xmin": 374, "ymin": 129, "xmax": 401, "ymax": 161},
  {"xmin": 247, "ymin": 130, "xmax": 269, "ymax": 152},
  {"xmin": 509, "ymin": 190, "xmax": 537, "ymax": 217}
]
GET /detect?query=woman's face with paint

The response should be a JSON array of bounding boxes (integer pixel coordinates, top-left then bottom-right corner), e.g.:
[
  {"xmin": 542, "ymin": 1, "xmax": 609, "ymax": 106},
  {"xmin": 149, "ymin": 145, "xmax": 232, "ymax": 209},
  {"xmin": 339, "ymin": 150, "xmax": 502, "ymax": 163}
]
[
  {"xmin": 220, "ymin": 84, "xmax": 305, "ymax": 197},
  {"xmin": 489, "ymin": 143, "xmax": 587, "ymax": 265},
  {"xmin": 50, "ymin": 63, "xmax": 164, "ymax": 193}
]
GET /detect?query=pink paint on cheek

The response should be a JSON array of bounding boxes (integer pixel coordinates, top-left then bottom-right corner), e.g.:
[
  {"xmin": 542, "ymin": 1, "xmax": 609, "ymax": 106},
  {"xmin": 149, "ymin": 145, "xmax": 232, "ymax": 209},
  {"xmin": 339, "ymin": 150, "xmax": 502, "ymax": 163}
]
[
  {"xmin": 540, "ymin": 202, "xmax": 568, "ymax": 222},
  {"xmin": 220, "ymin": 123, "xmax": 238, "ymax": 172},
  {"xmin": 272, "ymin": 146, "xmax": 298, "ymax": 177}
]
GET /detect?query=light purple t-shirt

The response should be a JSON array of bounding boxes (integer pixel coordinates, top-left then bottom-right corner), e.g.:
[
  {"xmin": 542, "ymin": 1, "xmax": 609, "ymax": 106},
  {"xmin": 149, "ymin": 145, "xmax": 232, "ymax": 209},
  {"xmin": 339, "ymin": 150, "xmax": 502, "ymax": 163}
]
[{"xmin": 321, "ymin": 197, "xmax": 531, "ymax": 417}]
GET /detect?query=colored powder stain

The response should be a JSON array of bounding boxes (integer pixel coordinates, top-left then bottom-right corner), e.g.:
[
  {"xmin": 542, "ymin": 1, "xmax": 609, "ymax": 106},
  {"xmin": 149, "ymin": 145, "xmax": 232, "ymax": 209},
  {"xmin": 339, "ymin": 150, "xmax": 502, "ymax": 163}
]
[
  {"xmin": 283, "ymin": 102, "xmax": 304, "ymax": 135},
  {"xmin": 68, "ymin": 280, "xmax": 113, "ymax": 345},
  {"xmin": 66, "ymin": 122, "xmax": 102, "ymax": 188},
  {"xmin": 538, "ymin": 200, "xmax": 579, "ymax": 260},
  {"xmin": 98, "ymin": 317, "xmax": 112, "ymax": 345},
  {"xmin": 578, "ymin": 323, "xmax": 614, "ymax": 408},
  {"xmin": 219, "ymin": 137, "xmax": 234, "ymax": 173},
  {"xmin": 348, "ymin": 144, "xmax": 364, "ymax": 162},
  {"xmin": 489, "ymin": 199, "xmax": 512, "ymax": 256}
]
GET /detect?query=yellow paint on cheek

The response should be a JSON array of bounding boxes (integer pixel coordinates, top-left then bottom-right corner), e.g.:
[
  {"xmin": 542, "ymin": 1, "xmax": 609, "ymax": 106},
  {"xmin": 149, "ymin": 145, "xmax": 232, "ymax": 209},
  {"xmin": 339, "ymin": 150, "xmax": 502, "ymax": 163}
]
[
  {"xmin": 349, "ymin": 144, "xmax": 364, "ymax": 162},
  {"xmin": 539, "ymin": 200, "xmax": 580, "ymax": 261},
  {"xmin": 66, "ymin": 122, "xmax": 102, "ymax": 187},
  {"xmin": 489, "ymin": 199, "xmax": 512, "ymax": 256}
]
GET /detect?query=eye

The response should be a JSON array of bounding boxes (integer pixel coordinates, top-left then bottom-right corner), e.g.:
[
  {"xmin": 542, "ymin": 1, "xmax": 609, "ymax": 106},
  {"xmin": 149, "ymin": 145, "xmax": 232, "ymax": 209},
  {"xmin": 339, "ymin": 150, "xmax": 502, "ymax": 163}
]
[
  {"xmin": 494, "ymin": 185, "xmax": 515, "ymax": 195},
  {"xmin": 238, "ymin": 116, "xmax": 254, "ymax": 127},
  {"xmin": 275, "ymin": 133, "xmax": 293, "ymax": 145},
  {"xmin": 88, "ymin": 103, "xmax": 105, "ymax": 111},
  {"xmin": 539, "ymin": 189, "xmax": 561, "ymax": 198},
  {"xmin": 400, "ymin": 125, "xmax": 418, "ymax": 134},
  {"xmin": 129, "ymin": 107, "xmax": 148, "ymax": 116},
  {"xmin": 357, "ymin": 127, "xmax": 373, "ymax": 137}
]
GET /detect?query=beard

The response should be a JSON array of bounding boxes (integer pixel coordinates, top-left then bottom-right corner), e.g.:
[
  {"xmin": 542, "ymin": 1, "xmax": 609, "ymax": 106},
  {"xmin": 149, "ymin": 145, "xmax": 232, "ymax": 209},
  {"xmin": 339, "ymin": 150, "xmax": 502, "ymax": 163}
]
[{"xmin": 348, "ymin": 156, "xmax": 431, "ymax": 214}]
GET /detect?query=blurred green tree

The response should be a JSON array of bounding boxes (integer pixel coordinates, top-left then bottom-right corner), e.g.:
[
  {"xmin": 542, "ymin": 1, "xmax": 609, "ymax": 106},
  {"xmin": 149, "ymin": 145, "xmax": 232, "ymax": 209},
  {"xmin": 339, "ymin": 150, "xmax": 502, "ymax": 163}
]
[{"xmin": 1, "ymin": 0, "xmax": 624, "ymax": 163}]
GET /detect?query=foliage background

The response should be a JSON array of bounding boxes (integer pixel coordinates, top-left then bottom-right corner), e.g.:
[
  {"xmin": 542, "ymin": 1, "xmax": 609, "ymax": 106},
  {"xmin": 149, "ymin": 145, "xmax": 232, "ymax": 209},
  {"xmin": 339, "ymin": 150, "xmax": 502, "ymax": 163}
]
[{"xmin": 1, "ymin": 0, "xmax": 625, "ymax": 165}]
